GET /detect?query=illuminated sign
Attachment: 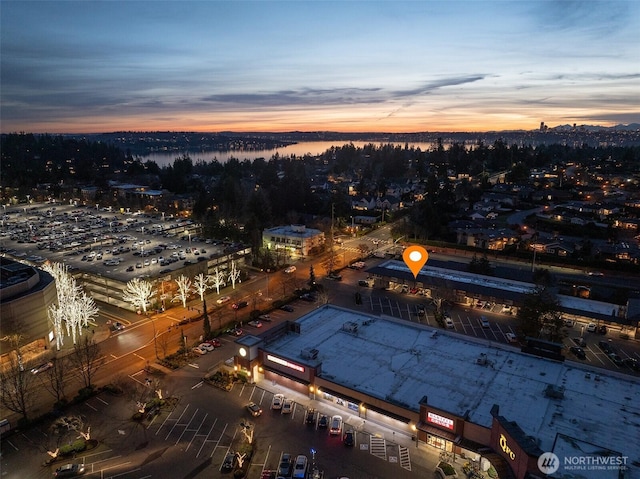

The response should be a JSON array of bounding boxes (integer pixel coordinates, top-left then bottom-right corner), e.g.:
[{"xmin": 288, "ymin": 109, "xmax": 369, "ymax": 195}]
[
  {"xmin": 499, "ymin": 434, "xmax": 516, "ymax": 460},
  {"xmin": 427, "ymin": 412, "xmax": 454, "ymax": 430},
  {"xmin": 266, "ymin": 354, "xmax": 305, "ymax": 373}
]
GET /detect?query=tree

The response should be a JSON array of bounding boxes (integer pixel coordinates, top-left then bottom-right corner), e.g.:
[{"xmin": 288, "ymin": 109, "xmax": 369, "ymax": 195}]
[
  {"xmin": 308, "ymin": 265, "xmax": 316, "ymax": 289},
  {"xmin": 193, "ymin": 273, "xmax": 209, "ymax": 301},
  {"xmin": 38, "ymin": 356, "xmax": 69, "ymax": 406},
  {"xmin": 228, "ymin": 261, "xmax": 241, "ymax": 289},
  {"xmin": 210, "ymin": 267, "xmax": 226, "ymax": 294},
  {"xmin": 202, "ymin": 298, "xmax": 211, "ymax": 339},
  {"xmin": 122, "ymin": 277, "xmax": 154, "ymax": 313},
  {"xmin": 516, "ymin": 287, "xmax": 564, "ymax": 341},
  {"xmin": 0, "ymin": 345, "xmax": 35, "ymax": 423},
  {"xmin": 43, "ymin": 261, "xmax": 99, "ymax": 347},
  {"xmin": 70, "ymin": 335, "xmax": 103, "ymax": 390},
  {"xmin": 173, "ymin": 274, "xmax": 193, "ymax": 308}
]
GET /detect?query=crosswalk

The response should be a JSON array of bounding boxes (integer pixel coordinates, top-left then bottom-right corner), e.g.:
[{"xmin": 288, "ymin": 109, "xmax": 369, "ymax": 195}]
[
  {"xmin": 369, "ymin": 434, "xmax": 387, "ymax": 460},
  {"xmin": 399, "ymin": 445, "xmax": 411, "ymax": 471}
]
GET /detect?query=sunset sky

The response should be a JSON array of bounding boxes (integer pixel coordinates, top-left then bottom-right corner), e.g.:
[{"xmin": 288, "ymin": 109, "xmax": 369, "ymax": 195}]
[{"xmin": 1, "ymin": 1, "xmax": 639, "ymax": 134}]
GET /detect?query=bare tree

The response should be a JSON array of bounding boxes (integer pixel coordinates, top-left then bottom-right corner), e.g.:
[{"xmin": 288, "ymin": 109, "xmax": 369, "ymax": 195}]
[
  {"xmin": 156, "ymin": 329, "xmax": 171, "ymax": 359},
  {"xmin": 193, "ymin": 273, "xmax": 209, "ymax": 301},
  {"xmin": 122, "ymin": 277, "xmax": 154, "ymax": 313},
  {"xmin": 38, "ymin": 355, "xmax": 69, "ymax": 405},
  {"xmin": 228, "ymin": 261, "xmax": 241, "ymax": 289},
  {"xmin": 43, "ymin": 261, "xmax": 99, "ymax": 346},
  {"xmin": 210, "ymin": 267, "xmax": 226, "ymax": 294},
  {"xmin": 69, "ymin": 335, "xmax": 103, "ymax": 390},
  {"xmin": 0, "ymin": 346, "xmax": 36, "ymax": 422},
  {"xmin": 173, "ymin": 274, "xmax": 192, "ymax": 308}
]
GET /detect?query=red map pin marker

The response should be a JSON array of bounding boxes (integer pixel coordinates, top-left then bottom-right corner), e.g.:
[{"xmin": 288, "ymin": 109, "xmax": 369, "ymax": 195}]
[{"xmin": 403, "ymin": 245, "xmax": 429, "ymax": 279}]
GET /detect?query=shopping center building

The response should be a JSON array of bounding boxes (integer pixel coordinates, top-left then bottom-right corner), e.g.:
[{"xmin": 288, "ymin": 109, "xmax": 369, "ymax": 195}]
[{"xmin": 233, "ymin": 305, "xmax": 638, "ymax": 479}]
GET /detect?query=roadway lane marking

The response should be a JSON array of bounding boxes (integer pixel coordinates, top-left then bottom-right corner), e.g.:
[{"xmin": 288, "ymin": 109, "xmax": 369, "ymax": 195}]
[{"xmin": 192, "ymin": 381, "xmax": 203, "ymax": 389}]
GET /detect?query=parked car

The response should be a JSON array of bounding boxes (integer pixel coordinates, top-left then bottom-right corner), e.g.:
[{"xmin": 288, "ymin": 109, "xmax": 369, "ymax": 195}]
[
  {"xmin": 598, "ymin": 341, "xmax": 612, "ymax": 354},
  {"xmin": 292, "ymin": 455, "xmax": 308, "ymax": 479},
  {"xmin": 258, "ymin": 314, "xmax": 272, "ymax": 322},
  {"xmin": 199, "ymin": 342, "xmax": 215, "ymax": 352},
  {"xmin": 192, "ymin": 346, "xmax": 207, "ymax": 355},
  {"xmin": 54, "ymin": 463, "xmax": 85, "ymax": 477},
  {"xmin": 501, "ymin": 305, "xmax": 513, "ymax": 314},
  {"xmin": 300, "ymin": 293, "xmax": 315, "ymax": 302},
  {"xmin": 284, "ymin": 265, "xmax": 297, "ymax": 273},
  {"xmin": 271, "ymin": 393, "xmax": 284, "ymax": 410},
  {"xmin": 623, "ymin": 357, "xmax": 639, "ymax": 371},
  {"xmin": 247, "ymin": 320, "xmax": 263, "ymax": 328},
  {"xmin": 246, "ymin": 402, "xmax": 263, "ymax": 417},
  {"xmin": 609, "ymin": 353, "xmax": 624, "ymax": 366},
  {"xmin": 586, "ymin": 323, "xmax": 597, "ymax": 333},
  {"xmin": 569, "ymin": 346, "xmax": 586, "ymax": 359},
  {"xmin": 479, "ymin": 316, "xmax": 490, "ymax": 328},
  {"xmin": 278, "ymin": 453, "xmax": 292, "ymax": 477},
  {"xmin": 113, "ymin": 322, "xmax": 125, "ymax": 331},
  {"xmin": 206, "ymin": 338, "xmax": 221, "ymax": 348},
  {"xmin": 326, "ymin": 272, "xmax": 342, "ymax": 281},
  {"xmin": 217, "ymin": 295, "xmax": 231, "ymax": 304},
  {"xmin": 126, "ymin": 265, "xmax": 134, "ymax": 272},
  {"xmin": 572, "ymin": 337, "xmax": 587, "ymax": 347},
  {"xmin": 280, "ymin": 305, "xmax": 294, "ymax": 312},
  {"xmin": 329, "ymin": 415, "xmax": 343, "ymax": 435},
  {"xmin": 305, "ymin": 408, "xmax": 317, "ymax": 425},
  {"xmin": 343, "ymin": 429, "xmax": 355, "ymax": 446},
  {"xmin": 282, "ymin": 398, "xmax": 293, "ymax": 414},
  {"xmin": 444, "ymin": 317, "xmax": 455, "ymax": 329},
  {"xmin": 221, "ymin": 451, "xmax": 235, "ymax": 471},
  {"xmin": 318, "ymin": 414, "xmax": 329, "ymax": 428},
  {"xmin": 563, "ymin": 319, "xmax": 576, "ymax": 327},
  {"xmin": 505, "ymin": 332, "xmax": 518, "ymax": 343}
]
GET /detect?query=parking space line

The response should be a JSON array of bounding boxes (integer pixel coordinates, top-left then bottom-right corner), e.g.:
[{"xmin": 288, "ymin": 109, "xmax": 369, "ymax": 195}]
[
  {"xmin": 196, "ymin": 418, "xmax": 218, "ymax": 458},
  {"xmin": 163, "ymin": 404, "xmax": 189, "ymax": 439},
  {"xmin": 175, "ymin": 408, "xmax": 201, "ymax": 445},
  {"xmin": 185, "ymin": 412, "xmax": 208, "ymax": 451},
  {"xmin": 209, "ymin": 423, "xmax": 231, "ymax": 458}
]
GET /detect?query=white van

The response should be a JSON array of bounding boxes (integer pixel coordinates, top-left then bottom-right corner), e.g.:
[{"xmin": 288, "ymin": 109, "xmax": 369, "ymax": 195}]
[{"xmin": 292, "ymin": 455, "xmax": 308, "ymax": 479}]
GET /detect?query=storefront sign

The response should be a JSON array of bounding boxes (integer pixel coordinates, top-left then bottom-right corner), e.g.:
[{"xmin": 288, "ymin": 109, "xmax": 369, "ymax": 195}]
[
  {"xmin": 427, "ymin": 411, "xmax": 454, "ymax": 430},
  {"xmin": 266, "ymin": 354, "xmax": 305, "ymax": 373},
  {"xmin": 499, "ymin": 434, "xmax": 516, "ymax": 460}
]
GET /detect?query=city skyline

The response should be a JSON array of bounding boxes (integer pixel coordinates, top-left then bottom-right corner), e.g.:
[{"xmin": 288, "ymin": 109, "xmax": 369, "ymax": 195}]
[{"xmin": 1, "ymin": 1, "xmax": 639, "ymax": 134}]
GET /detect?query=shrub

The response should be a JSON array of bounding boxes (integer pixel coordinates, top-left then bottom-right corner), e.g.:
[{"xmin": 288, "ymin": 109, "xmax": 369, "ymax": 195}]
[
  {"xmin": 59, "ymin": 439, "xmax": 86, "ymax": 456},
  {"xmin": 437, "ymin": 461, "xmax": 456, "ymax": 476}
]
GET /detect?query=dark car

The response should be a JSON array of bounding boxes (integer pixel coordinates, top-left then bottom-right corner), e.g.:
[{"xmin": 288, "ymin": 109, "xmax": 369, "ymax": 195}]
[
  {"xmin": 126, "ymin": 265, "xmax": 134, "ymax": 272},
  {"xmin": 278, "ymin": 453, "xmax": 292, "ymax": 477},
  {"xmin": 597, "ymin": 325, "xmax": 607, "ymax": 335},
  {"xmin": 246, "ymin": 402, "xmax": 263, "ymax": 417},
  {"xmin": 598, "ymin": 341, "xmax": 612, "ymax": 354},
  {"xmin": 318, "ymin": 414, "xmax": 329, "ymax": 428},
  {"xmin": 572, "ymin": 337, "xmax": 587, "ymax": 347},
  {"xmin": 343, "ymin": 430, "xmax": 355, "ymax": 446},
  {"xmin": 623, "ymin": 357, "xmax": 639, "ymax": 371},
  {"xmin": 305, "ymin": 408, "xmax": 316, "ymax": 425},
  {"xmin": 609, "ymin": 353, "xmax": 624, "ymax": 366},
  {"xmin": 54, "ymin": 463, "xmax": 85, "ymax": 477},
  {"xmin": 569, "ymin": 346, "xmax": 586, "ymax": 360},
  {"xmin": 221, "ymin": 451, "xmax": 235, "ymax": 472},
  {"xmin": 300, "ymin": 293, "xmax": 315, "ymax": 302},
  {"xmin": 232, "ymin": 301, "xmax": 248, "ymax": 310},
  {"xmin": 280, "ymin": 305, "xmax": 294, "ymax": 312}
]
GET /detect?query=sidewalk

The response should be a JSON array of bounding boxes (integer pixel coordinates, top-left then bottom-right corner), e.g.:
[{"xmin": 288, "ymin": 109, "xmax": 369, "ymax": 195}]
[{"xmin": 252, "ymin": 376, "xmax": 443, "ymax": 475}]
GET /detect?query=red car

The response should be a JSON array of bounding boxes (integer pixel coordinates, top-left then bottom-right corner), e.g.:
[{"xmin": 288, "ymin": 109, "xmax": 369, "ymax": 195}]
[{"xmin": 206, "ymin": 338, "xmax": 221, "ymax": 348}]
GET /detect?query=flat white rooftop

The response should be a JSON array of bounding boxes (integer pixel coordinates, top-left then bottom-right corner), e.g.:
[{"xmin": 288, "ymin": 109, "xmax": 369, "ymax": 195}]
[{"xmin": 264, "ymin": 305, "xmax": 640, "ymax": 475}]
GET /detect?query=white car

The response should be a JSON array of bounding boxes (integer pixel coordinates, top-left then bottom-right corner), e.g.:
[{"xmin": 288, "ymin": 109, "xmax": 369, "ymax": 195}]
[
  {"xmin": 330, "ymin": 415, "xmax": 343, "ymax": 435},
  {"xmin": 586, "ymin": 323, "xmax": 597, "ymax": 333},
  {"xmin": 199, "ymin": 342, "xmax": 215, "ymax": 352},
  {"xmin": 217, "ymin": 295, "xmax": 231, "ymax": 304},
  {"xmin": 272, "ymin": 393, "xmax": 284, "ymax": 410},
  {"xmin": 444, "ymin": 317, "xmax": 455, "ymax": 329},
  {"xmin": 284, "ymin": 265, "xmax": 296, "ymax": 274},
  {"xmin": 479, "ymin": 316, "xmax": 490, "ymax": 328},
  {"xmin": 505, "ymin": 332, "xmax": 518, "ymax": 343},
  {"xmin": 282, "ymin": 398, "xmax": 293, "ymax": 414},
  {"xmin": 192, "ymin": 346, "xmax": 206, "ymax": 355}
]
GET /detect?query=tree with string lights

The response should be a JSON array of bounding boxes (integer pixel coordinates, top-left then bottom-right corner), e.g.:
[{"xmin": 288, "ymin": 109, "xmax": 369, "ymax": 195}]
[
  {"xmin": 173, "ymin": 274, "xmax": 192, "ymax": 308},
  {"xmin": 122, "ymin": 277, "xmax": 154, "ymax": 314}
]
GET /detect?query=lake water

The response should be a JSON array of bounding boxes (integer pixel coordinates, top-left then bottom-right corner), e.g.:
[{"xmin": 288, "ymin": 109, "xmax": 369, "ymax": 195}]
[{"xmin": 138, "ymin": 140, "xmax": 437, "ymax": 167}]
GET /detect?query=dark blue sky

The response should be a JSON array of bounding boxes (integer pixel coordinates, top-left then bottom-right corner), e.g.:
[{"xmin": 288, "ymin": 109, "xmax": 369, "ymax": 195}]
[{"xmin": 1, "ymin": 1, "xmax": 638, "ymax": 133}]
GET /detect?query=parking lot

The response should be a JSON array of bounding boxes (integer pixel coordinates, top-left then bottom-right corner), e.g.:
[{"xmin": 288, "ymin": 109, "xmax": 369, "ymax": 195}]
[{"xmin": 0, "ymin": 202, "xmax": 248, "ymax": 283}]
